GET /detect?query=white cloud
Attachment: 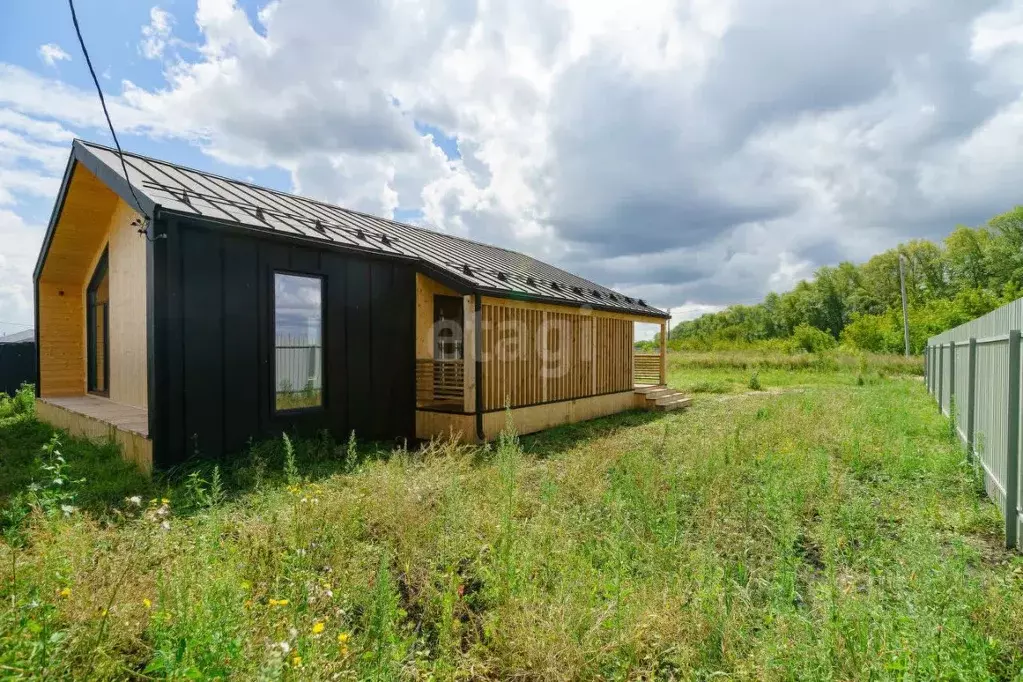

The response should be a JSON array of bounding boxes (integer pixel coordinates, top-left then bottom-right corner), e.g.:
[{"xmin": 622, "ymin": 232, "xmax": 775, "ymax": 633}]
[
  {"xmin": 141, "ymin": 7, "xmax": 175, "ymax": 60},
  {"xmin": 37, "ymin": 44, "xmax": 70, "ymax": 67},
  {"xmin": 3, "ymin": 0, "xmax": 1023, "ymax": 331},
  {"xmin": 0, "ymin": 209, "xmax": 44, "ymax": 329}
]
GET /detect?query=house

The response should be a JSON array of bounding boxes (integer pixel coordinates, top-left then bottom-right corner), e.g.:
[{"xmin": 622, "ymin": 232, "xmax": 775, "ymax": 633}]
[
  {"xmin": 33, "ymin": 140, "xmax": 685, "ymax": 474},
  {"xmin": 0, "ymin": 328, "xmax": 36, "ymax": 396}
]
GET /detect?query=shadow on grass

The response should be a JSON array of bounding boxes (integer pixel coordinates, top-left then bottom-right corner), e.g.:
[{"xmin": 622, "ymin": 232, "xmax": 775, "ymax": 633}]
[
  {"xmin": 2, "ymin": 405, "xmax": 672, "ymax": 522},
  {"xmin": 0, "ymin": 413, "xmax": 154, "ymax": 514},
  {"xmin": 518, "ymin": 408, "xmax": 668, "ymax": 459}
]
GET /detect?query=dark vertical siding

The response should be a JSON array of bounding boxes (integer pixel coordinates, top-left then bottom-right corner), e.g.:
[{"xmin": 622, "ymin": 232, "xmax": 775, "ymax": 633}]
[
  {"xmin": 163, "ymin": 218, "xmax": 186, "ymax": 464},
  {"xmin": 370, "ymin": 264, "xmax": 393, "ymax": 438},
  {"xmin": 156, "ymin": 221, "xmax": 415, "ymax": 464},
  {"xmin": 256, "ymin": 242, "xmax": 289, "ymax": 436},
  {"xmin": 393, "ymin": 265, "xmax": 415, "ymax": 440},
  {"xmin": 345, "ymin": 259, "xmax": 373, "ymax": 437},
  {"xmin": 181, "ymin": 227, "xmax": 224, "ymax": 458},
  {"xmin": 322, "ymin": 253, "xmax": 348, "ymax": 433},
  {"xmin": 222, "ymin": 236, "xmax": 260, "ymax": 452}
]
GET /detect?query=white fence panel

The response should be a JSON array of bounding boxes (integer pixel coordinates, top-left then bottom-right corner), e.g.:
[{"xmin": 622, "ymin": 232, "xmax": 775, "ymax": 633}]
[{"xmin": 927, "ymin": 296, "xmax": 1023, "ymax": 549}]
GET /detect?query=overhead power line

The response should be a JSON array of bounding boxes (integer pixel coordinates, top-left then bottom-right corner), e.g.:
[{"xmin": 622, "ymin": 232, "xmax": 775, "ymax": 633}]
[{"xmin": 67, "ymin": 0, "xmax": 156, "ymax": 241}]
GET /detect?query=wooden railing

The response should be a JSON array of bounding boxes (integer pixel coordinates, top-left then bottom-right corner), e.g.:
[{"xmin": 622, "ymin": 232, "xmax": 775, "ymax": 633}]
[
  {"xmin": 634, "ymin": 353, "xmax": 662, "ymax": 385},
  {"xmin": 416, "ymin": 359, "xmax": 464, "ymax": 408}
]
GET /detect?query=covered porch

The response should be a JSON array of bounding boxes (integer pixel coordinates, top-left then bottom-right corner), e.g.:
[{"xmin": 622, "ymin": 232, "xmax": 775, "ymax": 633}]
[
  {"xmin": 414, "ymin": 271, "xmax": 681, "ymax": 440},
  {"xmin": 35, "ymin": 395, "xmax": 152, "ymax": 474}
]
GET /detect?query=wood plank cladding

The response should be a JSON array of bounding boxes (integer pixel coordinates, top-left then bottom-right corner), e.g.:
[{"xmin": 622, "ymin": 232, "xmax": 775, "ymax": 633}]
[
  {"xmin": 36, "ymin": 398, "xmax": 152, "ymax": 475},
  {"xmin": 38, "ymin": 163, "xmax": 151, "ymax": 402},
  {"xmin": 479, "ymin": 301, "xmax": 634, "ymax": 411},
  {"xmin": 39, "ymin": 164, "xmax": 119, "ymax": 284},
  {"xmin": 415, "ymin": 273, "xmax": 460, "ymax": 359},
  {"xmin": 416, "ymin": 389, "xmax": 639, "ymax": 442},
  {"xmin": 37, "ymin": 164, "xmax": 149, "ymax": 408},
  {"xmin": 107, "ymin": 202, "xmax": 149, "ymax": 408},
  {"xmin": 38, "ymin": 281, "xmax": 85, "ymax": 396}
]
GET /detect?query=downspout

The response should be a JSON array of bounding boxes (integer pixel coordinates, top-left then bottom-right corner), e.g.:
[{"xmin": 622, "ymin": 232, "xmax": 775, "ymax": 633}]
[
  {"xmin": 32, "ymin": 276, "xmax": 40, "ymax": 398},
  {"xmin": 474, "ymin": 293, "xmax": 484, "ymax": 442}
]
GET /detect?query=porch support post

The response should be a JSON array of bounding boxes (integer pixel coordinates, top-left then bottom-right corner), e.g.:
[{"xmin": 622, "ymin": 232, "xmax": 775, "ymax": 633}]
[
  {"xmin": 474, "ymin": 294, "xmax": 484, "ymax": 442},
  {"xmin": 463, "ymin": 295, "xmax": 476, "ymax": 415},
  {"xmin": 659, "ymin": 320, "xmax": 667, "ymax": 385}
]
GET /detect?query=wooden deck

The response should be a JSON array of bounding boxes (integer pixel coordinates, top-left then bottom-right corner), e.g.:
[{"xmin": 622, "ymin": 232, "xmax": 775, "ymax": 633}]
[{"xmin": 35, "ymin": 395, "xmax": 152, "ymax": 474}]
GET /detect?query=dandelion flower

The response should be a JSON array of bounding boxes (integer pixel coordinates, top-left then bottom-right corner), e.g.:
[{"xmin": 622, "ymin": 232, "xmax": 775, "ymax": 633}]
[
  {"xmin": 161, "ymin": 498, "xmax": 170, "ymax": 505},
  {"xmin": 269, "ymin": 598, "xmax": 289, "ymax": 607},
  {"xmin": 337, "ymin": 632, "xmax": 351, "ymax": 644},
  {"xmin": 142, "ymin": 598, "xmax": 152, "ymax": 609},
  {"xmin": 311, "ymin": 622, "xmax": 325, "ymax": 635},
  {"xmin": 59, "ymin": 587, "xmax": 71, "ymax": 599},
  {"xmin": 291, "ymin": 655, "xmax": 302, "ymax": 668}
]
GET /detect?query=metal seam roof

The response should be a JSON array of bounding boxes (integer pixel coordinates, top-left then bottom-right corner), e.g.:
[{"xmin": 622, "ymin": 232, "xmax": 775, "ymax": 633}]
[{"xmin": 75, "ymin": 140, "xmax": 667, "ymax": 319}]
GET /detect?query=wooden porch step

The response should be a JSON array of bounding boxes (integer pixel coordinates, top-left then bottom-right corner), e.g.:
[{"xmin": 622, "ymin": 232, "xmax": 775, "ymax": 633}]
[
  {"xmin": 641, "ymin": 388, "xmax": 674, "ymax": 400},
  {"xmin": 656, "ymin": 396, "xmax": 692, "ymax": 411},
  {"xmin": 634, "ymin": 385, "xmax": 692, "ymax": 412}
]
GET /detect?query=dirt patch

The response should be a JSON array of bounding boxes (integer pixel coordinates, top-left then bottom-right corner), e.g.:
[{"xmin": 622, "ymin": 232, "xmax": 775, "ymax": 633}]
[
  {"xmin": 793, "ymin": 532, "xmax": 826, "ymax": 573},
  {"xmin": 960, "ymin": 532, "xmax": 1014, "ymax": 567}
]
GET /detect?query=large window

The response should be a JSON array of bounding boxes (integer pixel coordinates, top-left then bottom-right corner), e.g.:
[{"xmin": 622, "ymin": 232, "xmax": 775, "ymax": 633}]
[
  {"xmin": 274, "ymin": 273, "xmax": 323, "ymax": 411},
  {"xmin": 87, "ymin": 250, "xmax": 109, "ymax": 395}
]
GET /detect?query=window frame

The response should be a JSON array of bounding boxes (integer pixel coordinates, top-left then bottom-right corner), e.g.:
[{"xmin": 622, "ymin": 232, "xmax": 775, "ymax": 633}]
[
  {"xmin": 86, "ymin": 247, "xmax": 110, "ymax": 397},
  {"xmin": 271, "ymin": 269, "xmax": 327, "ymax": 415}
]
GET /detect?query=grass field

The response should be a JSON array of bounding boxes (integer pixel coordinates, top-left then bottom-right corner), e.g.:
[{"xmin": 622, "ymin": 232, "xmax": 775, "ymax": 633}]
[{"xmin": 3, "ymin": 352, "xmax": 1023, "ymax": 680}]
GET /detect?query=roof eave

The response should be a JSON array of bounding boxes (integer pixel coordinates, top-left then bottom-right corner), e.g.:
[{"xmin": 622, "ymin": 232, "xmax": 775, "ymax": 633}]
[
  {"xmin": 71, "ymin": 140, "xmax": 158, "ymax": 217},
  {"xmin": 34, "ymin": 142, "xmax": 161, "ymax": 283},
  {"xmin": 474, "ymin": 285, "xmax": 670, "ymax": 320},
  {"xmin": 33, "ymin": 152, "xmax": 77, "ymax": 283}
]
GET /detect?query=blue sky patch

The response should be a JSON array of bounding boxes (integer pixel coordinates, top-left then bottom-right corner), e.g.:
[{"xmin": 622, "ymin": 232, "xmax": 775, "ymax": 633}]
[{"xmin": 415, "ymin": 122, "xmax": 460, "ymax": 162}]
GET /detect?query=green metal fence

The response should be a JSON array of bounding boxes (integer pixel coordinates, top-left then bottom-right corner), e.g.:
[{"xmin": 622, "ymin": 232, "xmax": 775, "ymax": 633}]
[{"xmin": 926, "ymin": 299, "xmax": 1023, "ymax": 549}]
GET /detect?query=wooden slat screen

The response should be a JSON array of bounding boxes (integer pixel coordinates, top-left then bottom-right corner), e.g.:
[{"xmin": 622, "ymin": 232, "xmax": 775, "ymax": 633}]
[
  {"xmin": 544, "ymin": 311, "xmax": 592, "ymax": 404},
  {"xmin": 416, "ymin": 359, "xmax": 464, "ymax": 406},
  {"xmin": 596, "ymin": 317, "xmax": 634, "ymax": 394},
  {"xmin": 481, "ymin": 304, "xmax": 634, "ymax": 411},
  {"xmin": 633, "ymin": 354, "xmax": 661, "ymax": 385}
]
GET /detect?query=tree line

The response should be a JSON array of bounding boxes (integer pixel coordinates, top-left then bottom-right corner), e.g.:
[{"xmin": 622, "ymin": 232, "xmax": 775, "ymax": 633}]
[{"xmin": 667, "ymin": 207, "xmax": 1023, "ymax": 354}]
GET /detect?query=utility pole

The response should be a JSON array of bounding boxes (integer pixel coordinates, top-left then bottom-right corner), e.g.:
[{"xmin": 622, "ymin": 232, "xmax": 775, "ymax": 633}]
[{"xmin": 898, "ymin": 253, "xmax": 910, "ymax": 357}]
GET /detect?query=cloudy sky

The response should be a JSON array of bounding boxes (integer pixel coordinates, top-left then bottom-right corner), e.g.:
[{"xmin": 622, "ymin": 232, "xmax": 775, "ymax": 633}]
[{"xmin": 2, "ymin": 0, "xmax": 1023, "ymax": 339}]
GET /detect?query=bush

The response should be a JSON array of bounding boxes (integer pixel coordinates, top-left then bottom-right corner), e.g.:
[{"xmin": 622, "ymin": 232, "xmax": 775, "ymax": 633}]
[
  {"xmin": 792, "ymin": 323, "xmax": 838, "ymax": 353},
  {"xmin": 0, "ymin": 384, "xmax": 35, "ymax": 421}
]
